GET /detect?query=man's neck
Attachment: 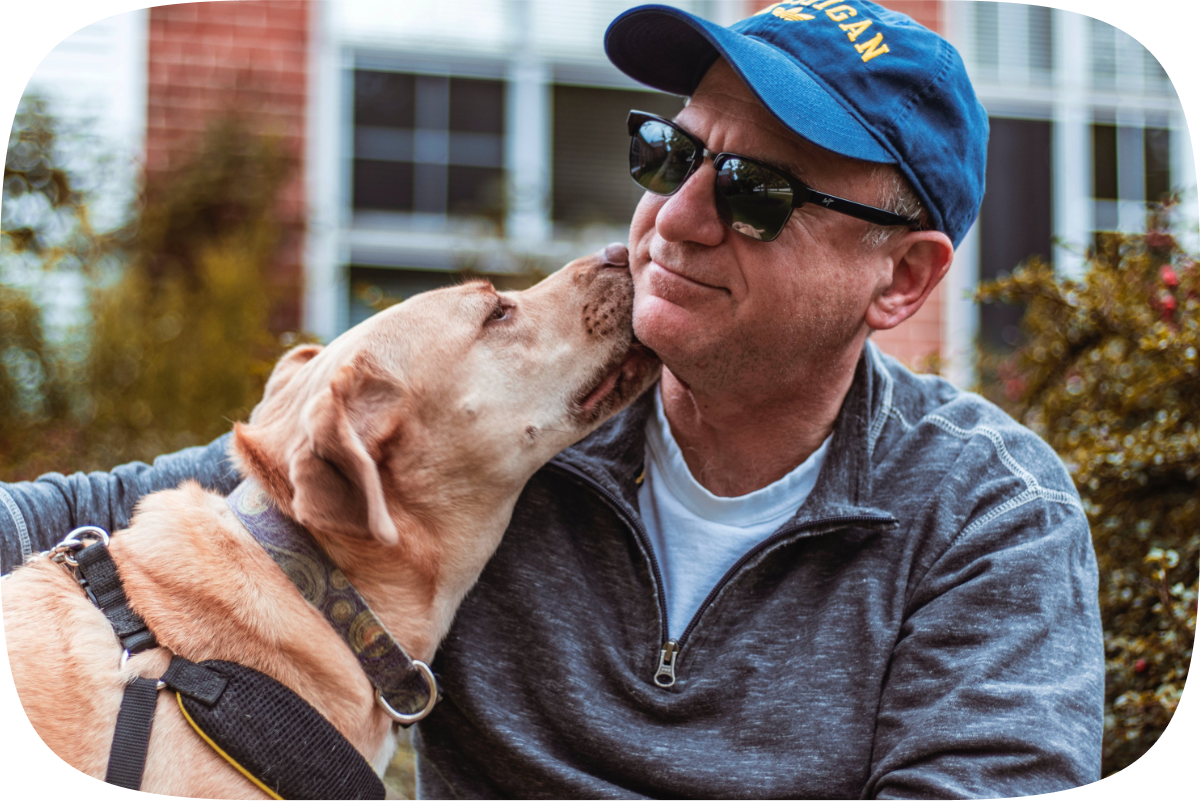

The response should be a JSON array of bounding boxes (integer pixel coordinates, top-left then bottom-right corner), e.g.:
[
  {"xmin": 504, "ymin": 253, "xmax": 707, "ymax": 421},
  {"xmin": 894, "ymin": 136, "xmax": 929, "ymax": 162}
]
[{"xmin": 659, "ymin": 343, "xmax": 862, "ymax": 497}]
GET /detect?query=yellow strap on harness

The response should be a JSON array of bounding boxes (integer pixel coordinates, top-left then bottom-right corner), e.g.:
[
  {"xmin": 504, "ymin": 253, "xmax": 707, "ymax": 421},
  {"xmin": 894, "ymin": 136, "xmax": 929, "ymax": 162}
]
[{"xmin": 176, "ymin": 693, "xmax": 284, "ymax": 800}]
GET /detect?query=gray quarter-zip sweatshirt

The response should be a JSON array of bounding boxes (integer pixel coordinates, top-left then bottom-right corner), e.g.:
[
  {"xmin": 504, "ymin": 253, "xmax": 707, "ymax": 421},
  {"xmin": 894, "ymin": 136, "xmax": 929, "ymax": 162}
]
[{"xmin": 1, "ymin": 342, "xmax": 1104, "ymax": 798}]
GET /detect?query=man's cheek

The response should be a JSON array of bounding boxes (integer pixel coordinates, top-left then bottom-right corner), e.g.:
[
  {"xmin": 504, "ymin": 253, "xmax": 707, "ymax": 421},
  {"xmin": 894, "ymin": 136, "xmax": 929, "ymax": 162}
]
[
  {"xmin": 628, "ymin": 194, "xmax": 659, "ymax": 249},
  {"xmin": 628, "ymin": 259, "xmax": 650, "ymax": 305},
  {"xmin": 630, "ymin": 290, "xmax": 655, "ymax": 328}
]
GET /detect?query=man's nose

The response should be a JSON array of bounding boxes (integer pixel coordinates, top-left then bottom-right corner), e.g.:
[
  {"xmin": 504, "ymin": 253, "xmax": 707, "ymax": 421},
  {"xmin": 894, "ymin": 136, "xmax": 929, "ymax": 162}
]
[{"xmin": 654, "ymin": 160, "xmax": 726, "ymax": 247}]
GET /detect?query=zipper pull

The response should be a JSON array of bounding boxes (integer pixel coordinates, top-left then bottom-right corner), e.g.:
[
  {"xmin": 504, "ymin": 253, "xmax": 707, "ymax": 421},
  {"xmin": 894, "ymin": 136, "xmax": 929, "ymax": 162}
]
[{"xmin": 654, "ymin": 639, "xmax": 679, "ymax": 688}]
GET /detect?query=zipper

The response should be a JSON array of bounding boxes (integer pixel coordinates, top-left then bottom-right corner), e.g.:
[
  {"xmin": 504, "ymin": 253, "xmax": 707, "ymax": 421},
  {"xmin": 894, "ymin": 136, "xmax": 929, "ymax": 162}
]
[
  {"xmin": 654, "ymin": 639, "xmax": 679, "ymax": 687},
  {"xmin": 548, "ymin": 462, "xmax": 897, "ymax": 688}
]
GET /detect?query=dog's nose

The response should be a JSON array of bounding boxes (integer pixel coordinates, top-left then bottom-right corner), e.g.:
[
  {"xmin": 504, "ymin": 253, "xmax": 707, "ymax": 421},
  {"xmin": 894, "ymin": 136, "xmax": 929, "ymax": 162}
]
[{"xmin": 601, "ymin": 243, "xmax": 628, "ymax": 267}]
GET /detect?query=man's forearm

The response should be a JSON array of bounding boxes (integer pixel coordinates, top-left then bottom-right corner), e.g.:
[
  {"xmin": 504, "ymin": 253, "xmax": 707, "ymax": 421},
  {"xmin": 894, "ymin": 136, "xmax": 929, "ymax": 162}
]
[{"xmin": 0, "ymin": 433, "xmax": 240, "ymax": 574}]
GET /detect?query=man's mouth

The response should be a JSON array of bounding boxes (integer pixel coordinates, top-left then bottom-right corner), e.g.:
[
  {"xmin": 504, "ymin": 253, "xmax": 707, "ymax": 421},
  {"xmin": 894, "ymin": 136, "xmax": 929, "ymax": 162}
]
[{"xmin": 648, "ymin": 260, "xmax": 727, "ymax": 293}]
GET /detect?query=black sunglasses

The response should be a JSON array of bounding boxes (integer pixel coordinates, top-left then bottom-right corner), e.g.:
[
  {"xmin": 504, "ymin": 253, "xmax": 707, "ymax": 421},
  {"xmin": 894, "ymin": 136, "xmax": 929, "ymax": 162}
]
[{"xmin": 627, "ymin": 110, "xmax": 918, "ymax": 242}]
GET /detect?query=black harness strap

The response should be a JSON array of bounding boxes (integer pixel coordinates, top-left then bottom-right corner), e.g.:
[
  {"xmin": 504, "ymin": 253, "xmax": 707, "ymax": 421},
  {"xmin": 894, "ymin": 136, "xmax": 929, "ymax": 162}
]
[
  {"xmin": 73, "ymin": 540, "xmax": 158, "ymax": 654},
  {"xmin": 101, "ymin": 657, "xmax": 233, "ymax": 791},
  {"xmin": 67, "ymin": 539, "xmax": 162, "ymax": 787},
  {"xmin": 104, "ymin": 677, "xmax": 160, "ymax": 789},
  {"xmin": 57, "ymin": 534, "xmax": 385, "ymax": 799},
  {"xmin": 162, "ymin": 655, "xmax": 228, "ymax": 704},
  {"xmin": 172, "ymin": 659, "xmax": 384, "ymax": 799}
]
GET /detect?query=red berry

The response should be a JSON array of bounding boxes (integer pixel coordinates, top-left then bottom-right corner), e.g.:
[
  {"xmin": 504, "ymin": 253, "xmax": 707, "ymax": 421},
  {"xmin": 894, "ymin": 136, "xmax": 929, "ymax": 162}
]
[
  {"xmin": 1161, "ymin": 266, "xmax": 1180, "ymax": 287},
  {"xmin": 1146, "ymin": 231, "xmax": 1175, "ymax": 249},
  {"xmin": 1135, "ymin": 658, "xmax": 1148, "ymax": 673}
]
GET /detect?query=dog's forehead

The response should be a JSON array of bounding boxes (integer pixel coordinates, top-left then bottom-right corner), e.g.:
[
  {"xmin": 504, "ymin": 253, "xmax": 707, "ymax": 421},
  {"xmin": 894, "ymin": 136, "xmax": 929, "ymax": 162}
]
[
  {"xmin": 404, "ymin": 281, "xmax": 494, "ymax": 315},
  {"xmin": 393, "ymin": 282, "xmax": 493, "ymax": 332},
  {"xmin": 340, "ymin": 281, "xmax": 495, "ymax": 375}
]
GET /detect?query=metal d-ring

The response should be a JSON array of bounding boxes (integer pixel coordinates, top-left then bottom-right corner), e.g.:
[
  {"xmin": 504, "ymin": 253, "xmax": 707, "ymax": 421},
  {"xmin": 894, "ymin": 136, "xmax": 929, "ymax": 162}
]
[
  {"xmin": 48, "ymin": 525, "xmax": 111, "ymax": 565},
  {"xmin": 374, "ymin": 660, "xmax": 439, "ymax": 724}
]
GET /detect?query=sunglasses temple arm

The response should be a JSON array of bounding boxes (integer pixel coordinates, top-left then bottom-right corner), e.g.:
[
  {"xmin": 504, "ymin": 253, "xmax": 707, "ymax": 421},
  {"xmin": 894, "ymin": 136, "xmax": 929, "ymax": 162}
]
[{"xmin": 804, "ymin": 189, "xmax": 918, "ymax": 229}]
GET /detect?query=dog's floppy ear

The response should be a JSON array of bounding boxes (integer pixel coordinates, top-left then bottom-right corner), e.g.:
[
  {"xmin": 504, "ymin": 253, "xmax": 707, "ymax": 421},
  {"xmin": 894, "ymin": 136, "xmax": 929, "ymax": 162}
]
[
  {"xmin": 289, "ymin": 359, "xmax": 407, "ymax": 546},
  {"xmin": 262, "ymin": 344, "xmax": 323, "ymax": 402}
]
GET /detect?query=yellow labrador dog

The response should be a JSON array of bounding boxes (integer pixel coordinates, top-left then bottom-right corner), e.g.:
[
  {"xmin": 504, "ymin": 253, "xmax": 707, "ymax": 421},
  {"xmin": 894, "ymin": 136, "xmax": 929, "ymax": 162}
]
[{"xmin": 3, "ymin": 246, "xmax": 659, "ymax": 797}]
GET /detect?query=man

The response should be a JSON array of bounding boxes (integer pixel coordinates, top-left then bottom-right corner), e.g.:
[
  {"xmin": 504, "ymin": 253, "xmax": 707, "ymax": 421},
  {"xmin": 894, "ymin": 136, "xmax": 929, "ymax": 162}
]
[{"xmin": 2, "ymin": 3, "xmax": 1103, "ymax": 798}]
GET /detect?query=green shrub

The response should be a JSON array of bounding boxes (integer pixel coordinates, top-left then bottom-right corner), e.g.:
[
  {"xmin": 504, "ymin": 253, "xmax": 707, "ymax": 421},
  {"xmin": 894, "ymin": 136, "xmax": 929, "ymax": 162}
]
[
  {"xmin": 976, "ymin": 208, "xmax": 1197, "ymax": 776},
  {"xmin": 2, "ymin": 98, "xmax": 300, "ymax": 479}
]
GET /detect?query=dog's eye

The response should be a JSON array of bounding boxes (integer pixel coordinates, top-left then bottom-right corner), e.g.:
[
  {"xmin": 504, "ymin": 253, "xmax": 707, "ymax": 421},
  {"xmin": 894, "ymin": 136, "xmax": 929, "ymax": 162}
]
[{"xmin": 486, "ymin": 300, "xmax": 511, "ymax": 324}]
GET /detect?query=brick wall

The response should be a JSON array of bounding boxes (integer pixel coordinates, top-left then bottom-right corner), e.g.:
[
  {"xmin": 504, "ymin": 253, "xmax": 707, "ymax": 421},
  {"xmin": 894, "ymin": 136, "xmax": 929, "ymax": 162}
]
[
  {"xmin": 145, "ymin": 0, "xmax": 309, "ymax": 331},
  {"xmin": 742, "ymin": 1, "xmax": 949, "ymax": 370}
]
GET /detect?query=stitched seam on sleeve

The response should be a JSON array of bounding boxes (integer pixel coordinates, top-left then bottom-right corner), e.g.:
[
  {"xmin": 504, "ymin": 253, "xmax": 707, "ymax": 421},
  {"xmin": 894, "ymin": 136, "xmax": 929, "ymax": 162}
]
[
  {"xmin": 1040, "ymin": 487, "xmax": 1083, "ymax": 507},
  {"xmin": 0, "ymin": 486, "xmax": 32, "ymax": 564},
  {"xmin": 925, "ymin": 413, "xmax": 1042, "ymax": 490},
  {"xmin": 958, "ymin": 488, "xmax": 1038, "ymax": 540},
  {"xmin": 921, "ymin": 414, "xmax": 1085, "ymax": 542},
  {"xmin": 959, "ymin": 485, "xmax": 1084, "ymax": 540}
]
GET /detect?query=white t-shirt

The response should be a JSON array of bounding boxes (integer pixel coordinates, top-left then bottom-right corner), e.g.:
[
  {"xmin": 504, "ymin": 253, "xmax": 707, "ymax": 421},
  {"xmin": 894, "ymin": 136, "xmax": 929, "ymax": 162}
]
[{"xmin": 638, "ymin": 386, "xmax": 831, "ymax": 640}]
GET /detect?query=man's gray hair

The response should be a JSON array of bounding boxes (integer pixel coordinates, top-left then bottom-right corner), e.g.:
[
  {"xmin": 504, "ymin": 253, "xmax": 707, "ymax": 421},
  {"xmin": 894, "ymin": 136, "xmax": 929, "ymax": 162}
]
[{"xmin": 860, "ymin": 166, "xmax": 928, "ymax": 250}]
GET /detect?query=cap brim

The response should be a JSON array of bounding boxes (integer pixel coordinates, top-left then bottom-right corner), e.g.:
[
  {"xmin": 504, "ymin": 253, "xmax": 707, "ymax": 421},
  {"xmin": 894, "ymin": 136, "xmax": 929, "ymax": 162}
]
[{"xmin": 605, "ymin": 5, "xmax": 894, "ymax": 164}]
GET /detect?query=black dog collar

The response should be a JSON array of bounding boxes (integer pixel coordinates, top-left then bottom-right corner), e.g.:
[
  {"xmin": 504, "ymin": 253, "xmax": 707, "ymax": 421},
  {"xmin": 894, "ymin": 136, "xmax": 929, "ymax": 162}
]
[{"xmin": 226, "ymin": 480, "xmax": 439, "ymax": 724}]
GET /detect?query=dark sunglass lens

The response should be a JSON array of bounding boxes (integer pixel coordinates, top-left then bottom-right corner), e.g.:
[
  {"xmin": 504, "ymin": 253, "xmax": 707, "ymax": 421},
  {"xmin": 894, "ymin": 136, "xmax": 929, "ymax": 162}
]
[
  {"xmin": 630, "ymin": 120, "xmax": 697, "ymax": 195},
  {"xmin": 714, "ymin": 157, "xmax": 794, "ymax": 241}
]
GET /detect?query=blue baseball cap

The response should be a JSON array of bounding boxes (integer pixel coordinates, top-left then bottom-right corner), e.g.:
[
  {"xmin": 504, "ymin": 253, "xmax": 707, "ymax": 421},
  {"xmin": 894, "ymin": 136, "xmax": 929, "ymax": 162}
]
[{"xmin": 604, "ymin": 1, "xmax": 988, "ymax": 248}]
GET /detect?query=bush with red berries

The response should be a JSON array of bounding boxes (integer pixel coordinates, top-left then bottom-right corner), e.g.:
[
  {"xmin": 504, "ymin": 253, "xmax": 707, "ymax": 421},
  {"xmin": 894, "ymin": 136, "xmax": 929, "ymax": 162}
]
[{"xmin": 976, "ymin": 207, "xmax": 1197, "ymax": 776}]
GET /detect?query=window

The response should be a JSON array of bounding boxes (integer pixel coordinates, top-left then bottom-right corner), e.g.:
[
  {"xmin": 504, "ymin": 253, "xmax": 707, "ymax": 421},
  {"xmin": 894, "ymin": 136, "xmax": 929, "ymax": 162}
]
[
  {"xmin": 1027, "ymin": 4, "xmax": 1053, "ymax": 77},
  {"xmin": 971, "ymin": 3, "xmax": 1054, "ymax": 84},
  {"xmin": 1144, "ymin": 128, "xmax": 1171, "ymax": 203},
  {"xmin": 1092, "ymin": 124, "xmax": 1118, "ymax": 201},
  {"xmin": 978, "ymin": 117, "xmax": 1052, "ymax": 350},
  {"xmin": 352, "ymin": 70, "xmax": 505, "ymax": 224},
  {"xmin": 1092, "ymin": 122, "xmax": 1172, "ymax": 204},
  {"xmin": 1089, "ymin": 17, "xmax": 1117, "ymax": 91},
  {"xmin": 973, "ymin": 2, "xmax": 999, "ymax": 73},
  {"xmin": 551, "ymin": 85, "xmax": 684, "ymax": 228},
  {"xmin": 1143, "ymin": 49, "xmax": 1171, "ymax": 95},
  {"xmin": 348, "ymin": 267, "xmax": 462, "ymax": 328}
]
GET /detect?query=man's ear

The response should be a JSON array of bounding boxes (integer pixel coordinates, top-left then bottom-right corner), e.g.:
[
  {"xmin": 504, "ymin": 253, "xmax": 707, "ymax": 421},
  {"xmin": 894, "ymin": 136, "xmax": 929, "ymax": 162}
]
[
  {"xmin": 864, "ymin": 230, "xmax": 955, "ymax": 331},
  {"xmin": 289, "ymin": 360, "xmax": 407, "ymax": 546}
]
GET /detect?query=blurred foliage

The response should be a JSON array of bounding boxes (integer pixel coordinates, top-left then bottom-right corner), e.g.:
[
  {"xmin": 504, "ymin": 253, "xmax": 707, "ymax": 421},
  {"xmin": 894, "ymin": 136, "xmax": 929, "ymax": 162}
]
[
  {"xmin": 2, "ymin": 97, "xmax": 302, "ymax": 479},
  {"xmin": 2, "ymin": 96, "xmax": 130, "ymax": 272},
  {"xmin": 0, "ymin": 285, "xmax": 73, "ymax": 458},
  {"xmin": 976, "ymin": 205, "xmax": 1197, "ymax": 777},
  {"xmin": 911, "ymin": 350, "xmax": 943, "ymax": 377}
]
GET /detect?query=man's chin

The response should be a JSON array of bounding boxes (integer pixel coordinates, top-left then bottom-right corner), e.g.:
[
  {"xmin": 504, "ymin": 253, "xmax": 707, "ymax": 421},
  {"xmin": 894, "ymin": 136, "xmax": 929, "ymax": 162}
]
[
  {"xmin": 632, "ymin": 303, "xmax": 719, "ymax": 378},
  {"xmin": 633, "ymin": 298, "xmax": 686, "ymax": 349},
  {"xmin": 662, "ymin": 366, "xmax": 691, "ymax": 392}
]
